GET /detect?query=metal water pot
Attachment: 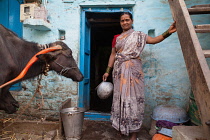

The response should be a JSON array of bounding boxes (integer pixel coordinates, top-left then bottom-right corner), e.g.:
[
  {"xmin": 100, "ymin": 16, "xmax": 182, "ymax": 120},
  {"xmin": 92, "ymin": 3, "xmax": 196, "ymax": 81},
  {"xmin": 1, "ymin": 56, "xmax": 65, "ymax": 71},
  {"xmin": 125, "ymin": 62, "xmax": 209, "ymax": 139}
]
[{"xmin": 96, "ymin": 81, "xmax": 113, "ymax": 99}]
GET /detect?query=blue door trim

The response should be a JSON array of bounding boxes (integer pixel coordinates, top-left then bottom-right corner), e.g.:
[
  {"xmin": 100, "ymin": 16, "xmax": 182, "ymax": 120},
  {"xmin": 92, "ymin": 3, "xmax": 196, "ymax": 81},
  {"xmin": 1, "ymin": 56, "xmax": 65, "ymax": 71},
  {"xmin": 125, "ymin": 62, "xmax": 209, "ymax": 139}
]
[
  {"xmin": 79, "ymin": 7, "xmax": 133, "ymax": 121},
  {"xmin": 79, "ymin": 12, "xmax": 91, "ymax": 109},
  {"xmin": 84, "ymin": 112, "xmax": 111, "ymax": 121},
  {"xmin": 9, "ymin": 0, "xmax": 23, "ymax": 91}
]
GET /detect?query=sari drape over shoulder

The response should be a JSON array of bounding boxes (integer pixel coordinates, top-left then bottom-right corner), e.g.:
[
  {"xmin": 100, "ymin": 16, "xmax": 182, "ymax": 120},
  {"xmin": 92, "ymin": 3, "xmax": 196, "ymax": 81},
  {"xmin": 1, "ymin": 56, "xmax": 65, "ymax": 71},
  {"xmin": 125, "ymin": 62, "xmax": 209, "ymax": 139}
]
[{"xmin": 111, "ymin": 29, "xmax": 147, "ymax": 135}]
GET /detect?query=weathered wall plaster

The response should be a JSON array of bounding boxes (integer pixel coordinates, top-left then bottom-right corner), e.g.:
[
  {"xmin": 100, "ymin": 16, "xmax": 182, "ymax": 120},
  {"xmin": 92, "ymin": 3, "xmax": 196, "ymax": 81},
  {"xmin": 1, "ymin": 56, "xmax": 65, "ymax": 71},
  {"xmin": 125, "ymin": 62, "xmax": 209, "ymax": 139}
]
[{"xmin": 13, "ymin": 0, "xmax": 210, "ymax": 127}]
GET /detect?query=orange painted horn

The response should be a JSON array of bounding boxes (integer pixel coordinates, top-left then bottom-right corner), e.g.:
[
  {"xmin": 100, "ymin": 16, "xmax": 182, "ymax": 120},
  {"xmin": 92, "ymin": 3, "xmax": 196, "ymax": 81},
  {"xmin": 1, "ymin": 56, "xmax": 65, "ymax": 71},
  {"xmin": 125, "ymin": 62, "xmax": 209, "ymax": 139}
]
[{"xmin": 0, "ymin": 45, "xmax": 62, "ymax": 89}]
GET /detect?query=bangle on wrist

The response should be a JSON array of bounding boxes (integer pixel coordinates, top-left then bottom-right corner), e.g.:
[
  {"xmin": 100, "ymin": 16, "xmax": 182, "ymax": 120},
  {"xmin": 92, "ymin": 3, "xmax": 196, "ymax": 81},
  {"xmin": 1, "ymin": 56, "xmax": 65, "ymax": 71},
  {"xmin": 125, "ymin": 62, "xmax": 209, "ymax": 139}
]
[
  {"xmin": 105, "ymin": 66, "xmax": 112, "ymax": 74},
  {"xmin": 162, "ymin": 30, "xmax": 172, "ymax": 39}
]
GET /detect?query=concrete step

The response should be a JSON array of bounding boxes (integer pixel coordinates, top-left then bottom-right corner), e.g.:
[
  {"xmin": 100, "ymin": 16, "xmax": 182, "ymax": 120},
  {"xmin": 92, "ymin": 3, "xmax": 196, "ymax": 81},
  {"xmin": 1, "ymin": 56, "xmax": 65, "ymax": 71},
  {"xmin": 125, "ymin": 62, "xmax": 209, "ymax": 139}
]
[{"xmin": 172, "ymin": 126, "xmax": 207, "ymax": 140}]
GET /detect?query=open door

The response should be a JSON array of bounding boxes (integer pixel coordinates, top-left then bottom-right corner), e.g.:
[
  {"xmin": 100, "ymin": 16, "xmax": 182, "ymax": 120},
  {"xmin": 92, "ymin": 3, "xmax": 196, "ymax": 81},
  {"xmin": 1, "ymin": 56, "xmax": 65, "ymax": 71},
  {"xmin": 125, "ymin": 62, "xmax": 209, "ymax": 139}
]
[
  {"xmin": 0, "ymin": 0, "xmax": 23, "ymax": 91},
  {"xmin": 79, "ymin": 14, "xmax": 91, "ymax": 109}
]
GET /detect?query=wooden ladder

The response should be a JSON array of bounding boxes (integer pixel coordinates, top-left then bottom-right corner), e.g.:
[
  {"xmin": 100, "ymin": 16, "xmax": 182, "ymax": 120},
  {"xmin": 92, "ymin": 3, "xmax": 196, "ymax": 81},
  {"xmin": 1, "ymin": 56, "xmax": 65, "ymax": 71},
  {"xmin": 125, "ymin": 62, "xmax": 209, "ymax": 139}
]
[{"xmin": 168, "ymin": 0, "xmax": 210, "ymax": 138}]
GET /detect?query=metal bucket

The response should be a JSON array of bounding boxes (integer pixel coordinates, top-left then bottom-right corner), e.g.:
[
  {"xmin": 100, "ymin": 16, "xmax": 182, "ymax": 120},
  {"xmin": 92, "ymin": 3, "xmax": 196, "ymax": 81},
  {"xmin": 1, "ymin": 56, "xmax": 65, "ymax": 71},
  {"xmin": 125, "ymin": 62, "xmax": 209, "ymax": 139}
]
[{"xmin": 60, "ymin": 107, "xmax": 86, "ymax": 140}]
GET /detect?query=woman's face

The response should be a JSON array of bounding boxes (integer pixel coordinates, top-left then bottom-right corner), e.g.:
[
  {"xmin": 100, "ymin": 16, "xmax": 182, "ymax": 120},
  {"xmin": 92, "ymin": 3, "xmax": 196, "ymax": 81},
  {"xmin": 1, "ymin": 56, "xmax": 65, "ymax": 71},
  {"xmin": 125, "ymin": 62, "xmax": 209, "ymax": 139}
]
[{"xmin": 120, "ymin": 14, "xmax": 133, "ymax": 32}]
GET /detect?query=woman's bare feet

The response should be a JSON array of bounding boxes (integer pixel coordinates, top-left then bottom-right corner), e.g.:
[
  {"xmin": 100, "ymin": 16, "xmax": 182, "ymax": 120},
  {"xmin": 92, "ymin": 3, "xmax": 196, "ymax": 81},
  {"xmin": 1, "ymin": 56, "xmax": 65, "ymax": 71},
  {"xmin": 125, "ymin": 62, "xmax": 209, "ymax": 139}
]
[{"xmin": 129, "ymin": 132, "xmax": 137, "ymax": 140}]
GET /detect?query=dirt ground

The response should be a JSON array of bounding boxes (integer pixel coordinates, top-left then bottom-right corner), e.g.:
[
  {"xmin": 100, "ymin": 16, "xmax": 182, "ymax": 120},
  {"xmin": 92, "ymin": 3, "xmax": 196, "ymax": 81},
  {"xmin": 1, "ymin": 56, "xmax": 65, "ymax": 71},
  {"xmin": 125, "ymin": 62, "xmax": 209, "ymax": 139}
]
[
  {"xmin": 0, "ymin": 119, "xmax": 152, "ymax": 140},
  {"xmin": 82, "ymin": 120, "xmax": 152, "ymax": 140}
]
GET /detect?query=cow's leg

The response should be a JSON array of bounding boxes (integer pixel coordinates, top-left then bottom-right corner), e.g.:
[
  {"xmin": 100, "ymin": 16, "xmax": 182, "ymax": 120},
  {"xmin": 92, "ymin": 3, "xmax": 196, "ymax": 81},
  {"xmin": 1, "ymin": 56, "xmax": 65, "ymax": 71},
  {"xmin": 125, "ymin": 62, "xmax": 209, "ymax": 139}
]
[{"xmin": 0, "ymin": 86, "xmax": 19, "ymax": 114}]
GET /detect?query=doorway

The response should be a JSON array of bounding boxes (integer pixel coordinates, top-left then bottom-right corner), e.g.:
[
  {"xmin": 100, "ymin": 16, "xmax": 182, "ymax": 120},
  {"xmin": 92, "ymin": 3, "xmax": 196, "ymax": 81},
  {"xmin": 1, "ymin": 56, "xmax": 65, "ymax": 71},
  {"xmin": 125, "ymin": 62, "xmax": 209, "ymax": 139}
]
[
  {"xmin": 79, "ymin": 7, "xmax": 132, "ymax": 118},
  {"xmin": 87, "ymin": 12, "xmax": 122, "ymax": 112}
]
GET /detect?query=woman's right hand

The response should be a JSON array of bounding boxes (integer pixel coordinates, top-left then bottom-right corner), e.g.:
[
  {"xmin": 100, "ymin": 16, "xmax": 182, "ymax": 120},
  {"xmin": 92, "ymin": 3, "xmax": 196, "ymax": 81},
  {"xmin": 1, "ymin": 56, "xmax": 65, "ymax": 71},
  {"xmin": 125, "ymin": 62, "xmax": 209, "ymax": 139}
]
[{"xmin": 103, "ymin": 73, "xmax": 109, "ymax": 81}]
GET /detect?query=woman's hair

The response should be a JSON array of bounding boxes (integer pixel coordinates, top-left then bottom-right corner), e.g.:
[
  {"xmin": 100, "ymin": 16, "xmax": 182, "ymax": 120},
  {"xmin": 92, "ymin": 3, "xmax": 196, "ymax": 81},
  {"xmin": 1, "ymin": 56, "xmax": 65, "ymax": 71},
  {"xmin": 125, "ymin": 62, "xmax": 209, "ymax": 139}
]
[{"xmin": 120, "ymin": 12, "xmax": 133, "ymax": 20}]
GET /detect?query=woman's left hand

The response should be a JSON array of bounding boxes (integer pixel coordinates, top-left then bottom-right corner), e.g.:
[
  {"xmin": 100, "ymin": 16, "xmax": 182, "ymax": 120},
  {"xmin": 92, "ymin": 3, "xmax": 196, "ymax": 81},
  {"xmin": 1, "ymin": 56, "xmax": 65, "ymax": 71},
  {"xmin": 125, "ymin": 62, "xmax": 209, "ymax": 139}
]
[{"xmin": 168, "ymin": 21, "xmax": 177, "ymax": 34}]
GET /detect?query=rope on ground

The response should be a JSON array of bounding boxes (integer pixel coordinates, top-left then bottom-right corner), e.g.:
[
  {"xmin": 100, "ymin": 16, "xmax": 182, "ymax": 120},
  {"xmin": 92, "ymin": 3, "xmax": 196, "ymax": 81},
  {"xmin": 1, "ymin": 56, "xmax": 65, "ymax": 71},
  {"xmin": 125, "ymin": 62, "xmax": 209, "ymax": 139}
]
[{"xmin": 1, "ymin": 74, "xmax": 45, "ymax": 134}]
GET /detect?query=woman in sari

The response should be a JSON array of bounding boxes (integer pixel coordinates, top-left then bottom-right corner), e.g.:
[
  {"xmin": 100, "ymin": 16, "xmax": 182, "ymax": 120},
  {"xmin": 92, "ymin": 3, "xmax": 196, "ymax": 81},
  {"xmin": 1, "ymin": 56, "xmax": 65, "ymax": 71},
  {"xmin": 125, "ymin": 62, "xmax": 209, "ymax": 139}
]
[{"xmin": 102, "ymin": 12, "xmax": 176, "ymax": 140}]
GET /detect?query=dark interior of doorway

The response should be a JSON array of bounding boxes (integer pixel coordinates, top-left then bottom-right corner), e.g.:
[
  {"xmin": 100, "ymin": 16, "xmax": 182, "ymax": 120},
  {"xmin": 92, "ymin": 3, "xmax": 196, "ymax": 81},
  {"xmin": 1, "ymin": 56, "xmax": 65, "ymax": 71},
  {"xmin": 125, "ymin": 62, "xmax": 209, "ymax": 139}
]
[{"xmin": 87, "ymin": 12, "xmax": 122, "ymax": 113}]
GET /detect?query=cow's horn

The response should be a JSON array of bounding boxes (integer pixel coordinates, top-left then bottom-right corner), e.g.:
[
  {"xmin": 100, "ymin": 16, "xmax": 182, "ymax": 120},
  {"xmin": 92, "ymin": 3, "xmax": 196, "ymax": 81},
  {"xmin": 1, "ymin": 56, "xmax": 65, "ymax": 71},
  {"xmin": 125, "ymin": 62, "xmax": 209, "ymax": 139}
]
[{"xmin": 55, "ymin": 45, "xmax": 62, "ymax": 49}]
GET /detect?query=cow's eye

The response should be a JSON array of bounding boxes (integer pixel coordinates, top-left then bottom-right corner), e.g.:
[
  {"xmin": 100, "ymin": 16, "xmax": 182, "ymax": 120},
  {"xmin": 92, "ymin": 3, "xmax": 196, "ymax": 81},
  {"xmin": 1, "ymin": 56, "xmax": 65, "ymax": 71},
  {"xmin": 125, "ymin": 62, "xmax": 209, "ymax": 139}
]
[
  {"xmin": 67, "ymin": 55, "xmax": 72, "ymax": 58},
  {"xmin": 62, "ymin": 51, "xmax": 72, "ymax": 58},
  {"xmin": 63, "ymin": 53, "xmax": 72, "ymax": 58}
]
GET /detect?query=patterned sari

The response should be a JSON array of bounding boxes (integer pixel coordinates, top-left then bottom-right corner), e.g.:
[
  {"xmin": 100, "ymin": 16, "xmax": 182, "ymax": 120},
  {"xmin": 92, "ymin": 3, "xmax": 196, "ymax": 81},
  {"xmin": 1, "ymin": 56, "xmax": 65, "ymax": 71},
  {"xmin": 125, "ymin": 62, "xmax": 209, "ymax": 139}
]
[{"xmin": 110, "ymin": 28, "xmax": 147, "ymax": 135}]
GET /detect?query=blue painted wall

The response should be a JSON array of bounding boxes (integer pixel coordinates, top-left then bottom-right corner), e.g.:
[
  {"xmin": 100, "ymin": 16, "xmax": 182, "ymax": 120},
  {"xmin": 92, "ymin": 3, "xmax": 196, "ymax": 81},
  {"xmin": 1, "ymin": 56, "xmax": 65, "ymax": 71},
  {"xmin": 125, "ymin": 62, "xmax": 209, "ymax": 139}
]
[{"xmin": 10, "ymin": 0, "xmax": 209, "ymax": 127}]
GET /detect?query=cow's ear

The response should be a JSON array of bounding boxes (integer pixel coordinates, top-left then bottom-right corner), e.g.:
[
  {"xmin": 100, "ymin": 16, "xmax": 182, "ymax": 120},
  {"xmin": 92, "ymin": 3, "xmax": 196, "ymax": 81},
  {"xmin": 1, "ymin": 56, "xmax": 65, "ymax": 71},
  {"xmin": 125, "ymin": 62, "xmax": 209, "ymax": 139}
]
[{"xmin": 36, "ymin": 53, "xmax": 56, "ymax": 62}]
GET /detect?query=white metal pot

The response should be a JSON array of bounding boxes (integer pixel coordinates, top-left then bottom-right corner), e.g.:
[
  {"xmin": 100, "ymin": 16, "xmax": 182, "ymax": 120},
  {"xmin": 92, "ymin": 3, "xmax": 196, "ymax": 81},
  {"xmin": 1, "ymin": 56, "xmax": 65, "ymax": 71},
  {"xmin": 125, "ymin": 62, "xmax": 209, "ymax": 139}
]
[{"xmin": 96, "ymin": 81, "xmax": 113, "ymax": 99}]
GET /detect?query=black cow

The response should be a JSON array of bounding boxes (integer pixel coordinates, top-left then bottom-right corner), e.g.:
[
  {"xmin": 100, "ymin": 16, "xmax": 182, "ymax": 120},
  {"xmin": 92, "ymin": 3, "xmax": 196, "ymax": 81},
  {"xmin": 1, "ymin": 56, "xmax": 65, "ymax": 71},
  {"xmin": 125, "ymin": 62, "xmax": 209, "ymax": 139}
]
[{"xmin": 0, "ymin": 24, "xmax": 84, "ymax": 114}]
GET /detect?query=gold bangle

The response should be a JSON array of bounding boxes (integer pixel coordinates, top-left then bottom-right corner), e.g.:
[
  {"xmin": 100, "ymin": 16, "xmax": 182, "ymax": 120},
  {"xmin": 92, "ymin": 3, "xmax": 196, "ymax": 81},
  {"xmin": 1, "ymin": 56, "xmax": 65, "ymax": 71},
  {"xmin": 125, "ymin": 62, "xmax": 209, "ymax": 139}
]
[
  {"xmin": 162, "ymin": 30, "xmax": 172, "ymax": 39},
  {"xmin": 105, "ymin": 66, "xmax": 112, "ymax": 74}
]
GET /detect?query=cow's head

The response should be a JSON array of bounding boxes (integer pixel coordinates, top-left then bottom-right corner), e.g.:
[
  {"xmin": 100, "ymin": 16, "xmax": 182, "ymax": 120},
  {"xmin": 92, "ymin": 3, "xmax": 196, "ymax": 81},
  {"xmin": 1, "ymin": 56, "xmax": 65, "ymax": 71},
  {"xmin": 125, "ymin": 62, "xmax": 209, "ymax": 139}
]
[
  {"xmin": 36, "ymin": 41, "xmax": 84, "ymax": 82},
  {"xmin": 0, "ymin": 90, "xmax": 19, "ymax": 114}
]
